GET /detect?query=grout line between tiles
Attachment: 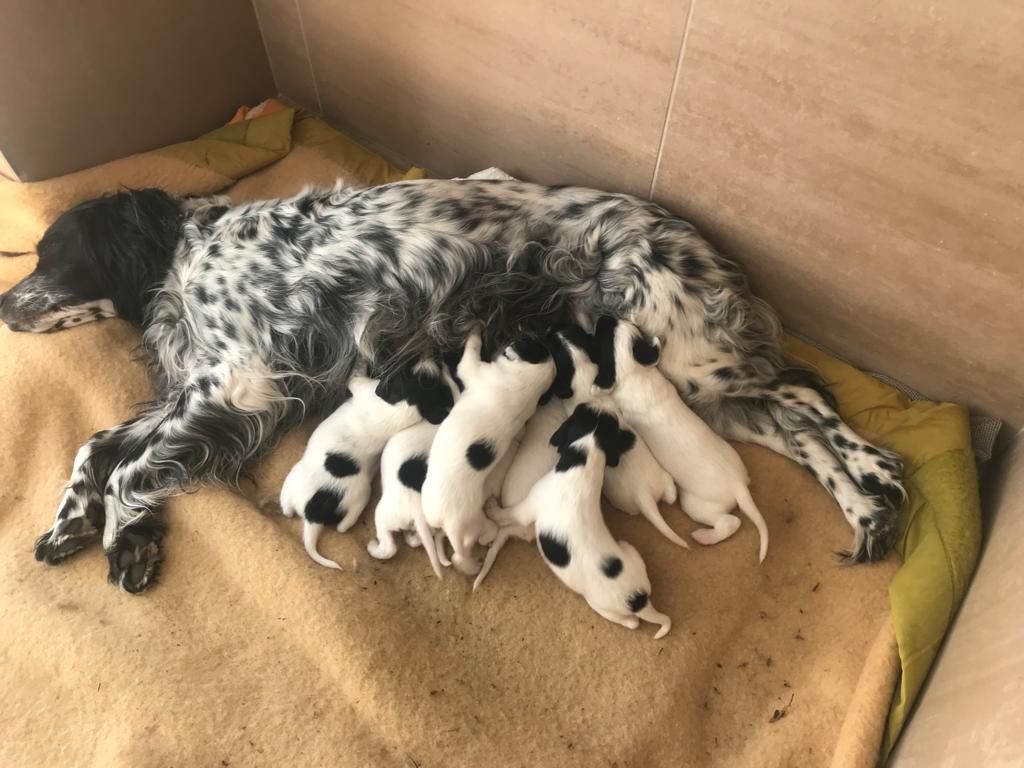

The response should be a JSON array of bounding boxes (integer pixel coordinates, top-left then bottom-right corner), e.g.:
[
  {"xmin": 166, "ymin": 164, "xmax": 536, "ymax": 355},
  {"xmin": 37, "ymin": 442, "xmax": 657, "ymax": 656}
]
[
  {"xmin": 648, "ymin": 0, "xmax": 698, "ymax": 201},
  {"xmin": 293, "ymin": 0, "xmax": 324, "ymax": 115}
]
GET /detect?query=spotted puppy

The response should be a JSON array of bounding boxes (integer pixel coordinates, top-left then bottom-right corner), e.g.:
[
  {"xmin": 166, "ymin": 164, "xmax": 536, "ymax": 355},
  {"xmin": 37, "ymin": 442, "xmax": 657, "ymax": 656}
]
[
  {"xmin": 599, "ymin": 318, "xmax": 768, "ymax": 561},
  {"xmin": 484, "ymin": 405, "xmax": 671, "ymax": 637},
  {"xmin": 281, "ymin": 360, "xmax": 454, "ymax": 569},
  {"xmin": 554, "ymin": 327, "xmax": 688, "ymax": 548},
  {"xmin": 369, "ymin": 419, "xmax": 452, "ymax": 578},
  {"xmin": 422, "ymin": 328, "xmax": 555, "ymax": 575}
]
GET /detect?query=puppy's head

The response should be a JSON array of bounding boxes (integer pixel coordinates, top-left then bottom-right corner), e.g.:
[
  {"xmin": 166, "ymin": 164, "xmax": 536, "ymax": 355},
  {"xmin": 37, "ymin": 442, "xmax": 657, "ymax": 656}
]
[
  {"xmin": 0, "ymin": 189, "xmax": 183, "ymax": 332},
  {"xmin": 594, "ymin": 316, "xmax": 661, "ymax": 385},
  {"xmin": 375, "ymin": 358, "xmax": 456, "ymax": 424},
  {"xmin": 544, "ymin": 323, "xmax": 599, "ymax": 402},
  {"xmin": 549, "ymin": 403, "xmax": 635, "ymax": 468}
]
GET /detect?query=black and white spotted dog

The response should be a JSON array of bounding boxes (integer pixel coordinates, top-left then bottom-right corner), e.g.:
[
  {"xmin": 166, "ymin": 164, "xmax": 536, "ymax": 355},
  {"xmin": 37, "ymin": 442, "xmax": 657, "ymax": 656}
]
[{"xmin": 0, "ymin": 179, "xmax": 905, "ymax": 593}]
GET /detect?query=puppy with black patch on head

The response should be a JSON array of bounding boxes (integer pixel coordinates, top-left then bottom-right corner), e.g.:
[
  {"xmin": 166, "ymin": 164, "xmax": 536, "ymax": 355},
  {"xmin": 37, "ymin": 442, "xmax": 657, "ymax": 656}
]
[
  {"xmin": 422, "ymin": 327, "xmax": 555, "ymax": 575},
  {"xmin": 481, "ymin": 404, "xmax": 671, "ymax": 638},
  {"xmin": 280, "ymin": 359, "xmax": 455, "ymax": 569},
  {"xmin": 552, "ymin": 326, "xmax": 689, "ymax": 549},
  {"xmin": 596, "ymin": 317, "xmax": 769, "ymax": 561}
]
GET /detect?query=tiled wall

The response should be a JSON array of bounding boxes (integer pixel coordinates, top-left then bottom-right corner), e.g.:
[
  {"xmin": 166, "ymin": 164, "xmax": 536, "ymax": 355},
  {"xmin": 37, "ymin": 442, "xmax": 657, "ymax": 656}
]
[{"xmin": 253, "ymin": 0, "xmax": 1024, "ymax": 429}]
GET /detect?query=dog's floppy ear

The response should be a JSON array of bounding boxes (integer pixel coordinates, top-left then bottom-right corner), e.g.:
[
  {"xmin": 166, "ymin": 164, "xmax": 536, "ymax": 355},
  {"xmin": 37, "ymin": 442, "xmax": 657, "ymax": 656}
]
[
  {"xmin": 594, "ymin": 412, "xmax": 636, "ymax": 467},
  {"xmin": 550, "ymin": 404, "xmax": 599, "ymax": 450},
  {"xmin": 593, "ymin": 315, "xmax": 618, "ymax": 389},
  {"xmin": 510, "ymin": 333, "xmax": 551, "ymax": 364},
  {"xmin": 414, "ymin": 371, "xmax": 455, "ymax": 425},
  {"xmin": 631, "ymin": 332, "xmax": 661, "ymax": 367},
  {"xmin": 374, "ymin": 364, "xmax": 414, "ymax": 404}
]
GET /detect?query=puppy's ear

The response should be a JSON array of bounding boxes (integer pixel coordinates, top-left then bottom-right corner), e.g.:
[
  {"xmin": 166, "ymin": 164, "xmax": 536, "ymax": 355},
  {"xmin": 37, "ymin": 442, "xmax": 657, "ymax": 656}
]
[
  {"xmin": 374, "ymin": 364, "xmax": 413, "ymax": 404},
  {"xmin": 549, "ymin": 418, "xmax": 571, "ymax": 450},
  {"xmin": 631, "ymin": 333, "xmax": 661, "ymax": 367},
  {"xmin": 594, "ymin": 412, "xmax": 633, "ymax": 467},
  {"xmin": 593, "ymin": 316, "xmax": 618, "ymax": 389},
  {"xmin": 413, "ymin": 373, "xmax": 455, "ymax": 425}
]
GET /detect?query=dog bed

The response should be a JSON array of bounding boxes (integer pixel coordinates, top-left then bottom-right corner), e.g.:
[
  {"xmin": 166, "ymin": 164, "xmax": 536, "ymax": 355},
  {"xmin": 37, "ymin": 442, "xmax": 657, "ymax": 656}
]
[{"xmin": 0, "ymin": 109, "xmax": 979, "ymax": 767}]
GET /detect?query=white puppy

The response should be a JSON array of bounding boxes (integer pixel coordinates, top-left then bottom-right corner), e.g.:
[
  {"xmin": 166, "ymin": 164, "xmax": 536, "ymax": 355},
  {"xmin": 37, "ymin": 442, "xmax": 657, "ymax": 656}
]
[
  {"xmin": 500, "ymin": 400, "xmax": 563, "ymax": 507},
  {"xmin": 481, "ymin": 405, "xmax": 671, "ymax": 638},
  {"xmin": 281, "ymin": 360, "xmax": 455, "ymax": 569},
  {"xmin": 554, "ymin": 328, "xmax": 689, "ymax": 548},
  {"xmin": 422, "ymin": 329, "xmax": 555, "ymax": 575},
  {"xmin": 369, "ymin": 416, "xmax": 453, "ymax": 578},
  {"xmin": 599, "ymin": 317, "xmax": 769, "ymax": 561}
]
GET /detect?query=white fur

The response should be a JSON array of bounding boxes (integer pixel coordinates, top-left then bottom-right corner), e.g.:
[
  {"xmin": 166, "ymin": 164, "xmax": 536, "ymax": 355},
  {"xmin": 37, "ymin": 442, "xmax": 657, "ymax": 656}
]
[
  {"xmin": 483, "ymin": 429, "xmax": 671, "ymax": 638},
  {"xmin": 421, "ymin": 330, "xmax": 555, "ymax": 575},
  {"xmin": 500, "ymin": 399, "xmax": 564, "ymax": 507},
  {"xmin": 608, "ymin": 322, "xmax": 769, "ymax": 561},
  {"xmin": 368, "ymin": 420, "xmax": 447, "ymax": 578},
  {"xmin": 558, "ymin": 335, "xmax": 689, "ymax": 549},
  {"xmin": 280, "ymin": 374, "xmax": 424, "ymax": 569}
]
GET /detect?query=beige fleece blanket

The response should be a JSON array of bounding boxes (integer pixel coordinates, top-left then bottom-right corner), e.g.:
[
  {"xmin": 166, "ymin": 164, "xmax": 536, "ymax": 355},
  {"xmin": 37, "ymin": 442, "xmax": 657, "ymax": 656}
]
[{"xmin": 0, "ymin": 118, "xmax": 900, "ymax": 768}]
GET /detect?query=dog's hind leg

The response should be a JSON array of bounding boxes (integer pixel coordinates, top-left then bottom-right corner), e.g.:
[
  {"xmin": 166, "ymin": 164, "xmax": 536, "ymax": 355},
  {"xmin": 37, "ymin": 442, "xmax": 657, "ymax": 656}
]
[
  {"xmin": 34, "ymin": 420, "xmax": 138, "ymax": 565},
  {"xmin": 100, "ymin": 374, "xmax": 287, "ymax": 592}
]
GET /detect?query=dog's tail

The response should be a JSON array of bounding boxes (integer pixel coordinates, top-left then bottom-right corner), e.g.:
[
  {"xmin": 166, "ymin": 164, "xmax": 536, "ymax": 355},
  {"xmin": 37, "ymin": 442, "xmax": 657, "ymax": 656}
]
[
  {"xmin": 735, "ymin": 483, "xmax": 769, "ymax": 563},
  {"xmin": 472, "ymin": 523, "xmax": 532, "ymax": 591},
  {"xmin": 434, "ymin": 531, "xmax": 451, "ymax": 567},
  {"xmin": 303, "ymin": 521, "xmax": 342, "ymax": 570},
  {"xmin": 412, "ymin": 507, "xmax": 444, "ymax": 580},
  {"xmin": 637, "ymin": 496, "xmax": 689, "ymax": 549},
  {"xmin": 636, "ymin": 602, "xmax": 673, "ymax": 640}
]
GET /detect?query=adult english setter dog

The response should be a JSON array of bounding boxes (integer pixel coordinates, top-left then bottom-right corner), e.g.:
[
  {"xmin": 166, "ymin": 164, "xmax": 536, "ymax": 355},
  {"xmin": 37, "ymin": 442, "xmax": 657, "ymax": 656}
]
[{"xmin": 0, "ymin": 179, "xmax": 905, "ymax": 593}]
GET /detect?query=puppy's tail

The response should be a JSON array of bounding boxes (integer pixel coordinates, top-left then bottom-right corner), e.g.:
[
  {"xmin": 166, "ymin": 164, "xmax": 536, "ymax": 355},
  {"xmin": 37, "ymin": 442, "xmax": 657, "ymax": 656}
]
[
  {"xmin": 638, "ymin": 496, "xmax": 689, "ymax": 549},
  {"xmin": 303, "ymin": 521, "xmax": 342, "ymax": 570},
  {"xmin": 412, "ymin": 507, "xmax": 444, "ymax": 580},
  {"xmin": 472, "ymin": 523, "xmax": 533, "ymax": 591},
  {"xmin": 636, "ymin": 603, "xmax": 672, "ymax": 640},
  {"xmin": 434, "ymin": 531, "xmax": 452, "ymax": 567},
  {"xmin": 735, "ymin": 483, "xmax": 769, "ymax": 563}
]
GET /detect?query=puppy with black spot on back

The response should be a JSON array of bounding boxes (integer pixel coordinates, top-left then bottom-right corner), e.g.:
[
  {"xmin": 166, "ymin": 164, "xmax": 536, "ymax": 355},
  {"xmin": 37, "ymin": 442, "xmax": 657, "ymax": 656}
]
[
  {"xmin": 421, "ymin": 327, "xmax": 555, "ymax": 575},
  {"xmin": 596, "ymin": 317, "xmax": 769, "ymax": 561},
  {"xmin": 553, "ymin": 325, "xmax": 690, "ymax": 549},
  {"xmin": 480, "ymin": 404, "xmax": 671, "ymax": 638},
  {"xmin": 280, "ymin": 359, "xmax": 455, "ymax": 569},
  {"xmin": 368, "ymin": 368, "xmax": 461, "ymax": 578}
]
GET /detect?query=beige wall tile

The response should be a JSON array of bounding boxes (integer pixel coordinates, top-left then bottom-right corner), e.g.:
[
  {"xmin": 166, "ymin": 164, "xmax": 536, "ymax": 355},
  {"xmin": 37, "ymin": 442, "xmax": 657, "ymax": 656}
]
[
  {"xmin": 297, "ymin": 0, "xmax": 691, "ymax": 196},
  {"xmin": 652, "ymin": 1, "xmax": 1024, "ymax": 427},
  {"xmin": 0, "ymin": 0, "xmax": 273, "ymax": 181},
  {"xmin": 253, "ymin": 0, "xmax": 321, "ymax": 112}
]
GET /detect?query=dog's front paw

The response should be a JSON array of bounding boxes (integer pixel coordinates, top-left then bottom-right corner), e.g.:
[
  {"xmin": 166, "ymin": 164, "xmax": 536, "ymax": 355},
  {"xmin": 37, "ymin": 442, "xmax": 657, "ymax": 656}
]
[
  {"xmin": 106, "ymin": 521, "xmax": 165, "ymax": 594},
  {"xmin": 34, "ymin": 515, "xmax": 101, "ymax": 565}
]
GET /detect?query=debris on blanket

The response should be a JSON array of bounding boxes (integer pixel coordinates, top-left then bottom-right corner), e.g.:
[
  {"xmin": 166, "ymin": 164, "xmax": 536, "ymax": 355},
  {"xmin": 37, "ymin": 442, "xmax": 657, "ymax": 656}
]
[
  {"xmin": 769, "ymin": 694, "xmax": 795, "ymax": 724},
  {"xmin": 278, "ymin": 321, "xmax": 772, "ymax": 640}
]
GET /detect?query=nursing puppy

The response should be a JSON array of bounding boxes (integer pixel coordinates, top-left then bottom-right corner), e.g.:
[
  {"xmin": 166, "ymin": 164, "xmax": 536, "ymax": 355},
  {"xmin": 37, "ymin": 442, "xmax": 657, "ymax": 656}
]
[
  {"xmin": 368, "ymin": 420, "xmax": 449, "ymax": 578},
  {"xmin": 598, "ymin": 317, "xmax": 769, "ymax": 561},
  {"xmin": 555, "ymin": 328, "xmax": 689, "ymax": 548},
  {"xmin": 422, "ymin": 328, "xmax": 555, "ymax": 575},
  {"xmin": 281, "ymin": 360, "xmax": 454, "ymax": 569},
  {"xmin": 484, "ymin": 404, "xmax": 671, "ymax": 638},
  {"xmin": 500, "ymin": 399, "xmax": 564, "ymax": 507}
]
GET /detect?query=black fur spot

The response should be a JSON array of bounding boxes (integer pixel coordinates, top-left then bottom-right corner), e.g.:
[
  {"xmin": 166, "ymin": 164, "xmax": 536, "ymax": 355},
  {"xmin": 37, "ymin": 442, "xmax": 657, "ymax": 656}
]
[
  {"xmin": 822, "ymin": 416, "xmax": 841, "ymax": 430},
  {"xmin": 860, "ymin": 472, "xmax": 904, "ymax": 508},
  {"xmin": 858, "ymin": 516, "xmax": 872, "ymax": 528},
  {"xmin": 593, "ymin": 316, "xmax": 618, "ymax": 389},
  {"xmin": 195, "ymin": 285, "xmax": 210, "ymax": 304},
  {"xmin": 466, "ymin": 440, "xmax": 497, "ymax": 471},
  {"xmin": 57, "ymin": 499, "xmax": 75, "ymax": 519},
  {"xmin": 631, "ymin": 335, "xmax": 660, "ymax": 366},
  {"xmin": 555, "ymin": 445, "xmax": 588, "ymax": 472},
  {"xmin": 550, "ymin": 404, "xmax": 600, "ymax": 450},
  {"xmin": 827, "ymin": 476, "xmax": 837, "ymax": 491},
  {"xmin": 833, "ymin": 434, "xmax": 856, "ymax": 450},
  {"xmin": 304, "ymin": 489, "xmax": 345, "ymax": 525},
  {"xmin": 538, "ymin": 532, "xmax": 571, "ymax": 567},
  {"xmin": 862, "ymin": 445, "xmax": 882, "ymax": 456},
  {"xmin": 713, "ymin": 367, "xmax": 736, "ymax": 381},
  {"xmin": 627, "ymin": 591, "xmax": 649, "ymax": 612},
  {"xmin": 398, "ymin": 455, "xmax": 428, "ymax": 492},
  {"xmin": 602, "ymin": 556, "xmax": 623, "ymax": 578},
  {"xmin": 510, "ymin": 334, "xmax": 550, "ymax": 364},
  {"xmin": 324, "ymin": 452, "xmax": 360, "ymax": 478},
  {"xmin": 594, "ymin": 413, "xmax": 636, "ymax": 468}
]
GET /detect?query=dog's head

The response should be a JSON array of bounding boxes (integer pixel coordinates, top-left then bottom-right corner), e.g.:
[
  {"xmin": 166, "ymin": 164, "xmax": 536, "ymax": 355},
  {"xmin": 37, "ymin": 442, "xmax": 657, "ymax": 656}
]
[
  {"xmin": 543, "ymin": 323, "xmax": 599, "ymax": 402},
  {"xmin": 549, "ymin": 403, "xmax": 636, "ymax": 468},
  {"xmin": 0, "ymin": 188, "xmax": 182, "ymax": 333},
  {"xmin": 374, "ymin": 358, "xmax": 457, "ymax": 425},
  {"xmin": 592, "ymin": 316, "xmax": 661, "ymax": 387}
]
